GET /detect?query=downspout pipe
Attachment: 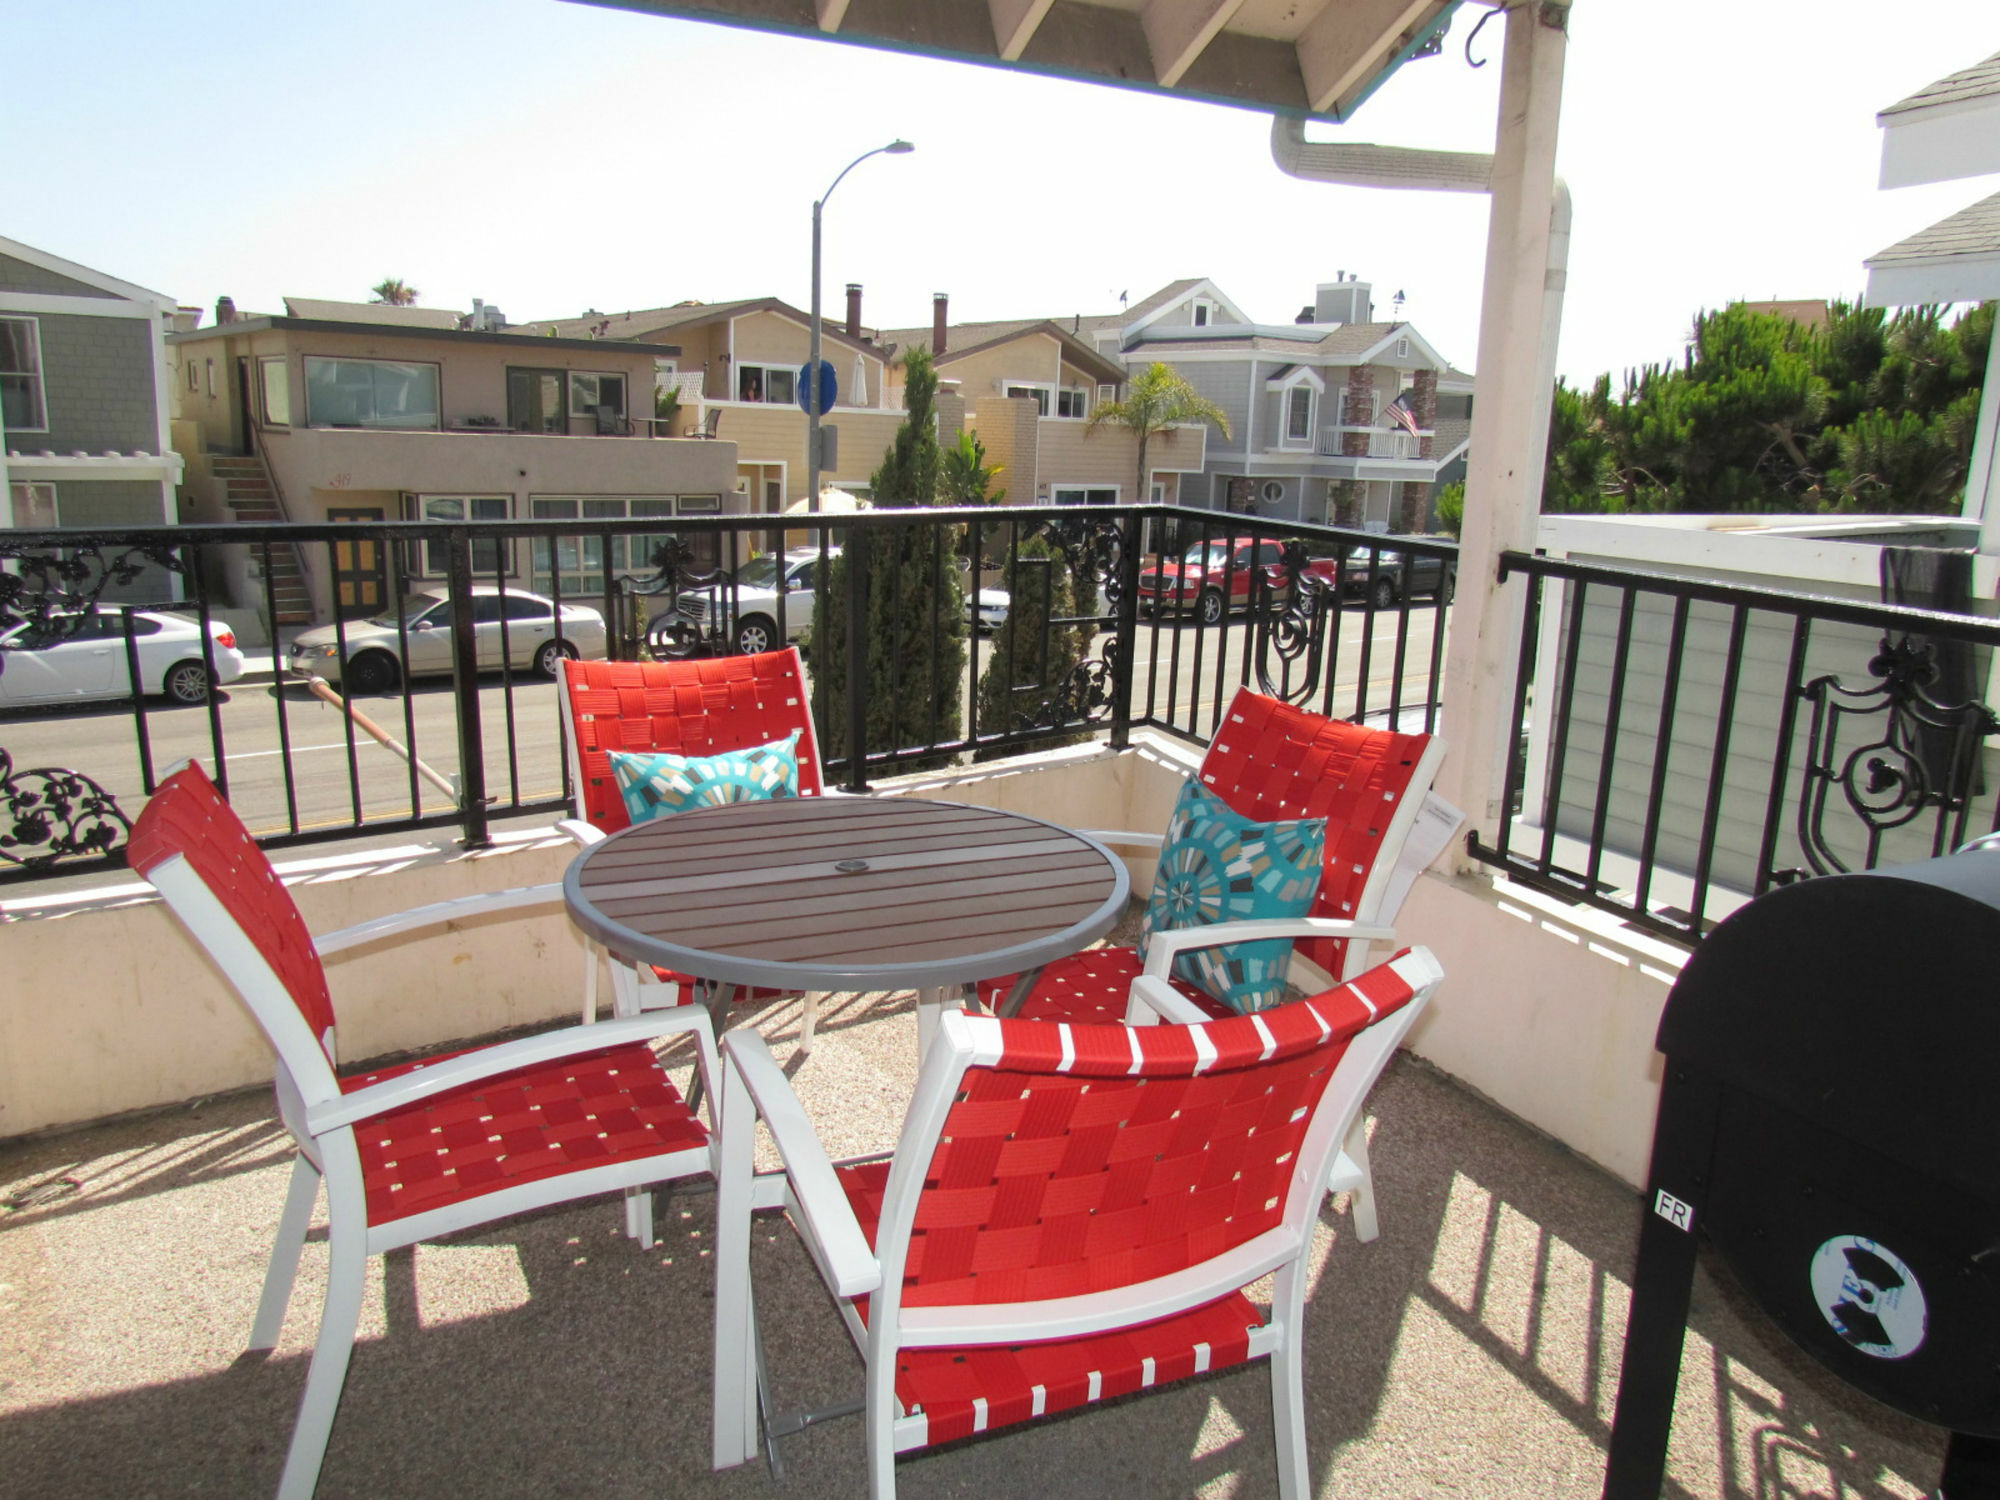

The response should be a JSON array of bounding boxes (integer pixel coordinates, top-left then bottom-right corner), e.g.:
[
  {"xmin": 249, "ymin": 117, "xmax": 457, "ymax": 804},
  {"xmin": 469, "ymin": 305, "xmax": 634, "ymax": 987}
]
[{"xmin": 1268, "ymin": 115, "xmax": 1572, "ymax": 499}]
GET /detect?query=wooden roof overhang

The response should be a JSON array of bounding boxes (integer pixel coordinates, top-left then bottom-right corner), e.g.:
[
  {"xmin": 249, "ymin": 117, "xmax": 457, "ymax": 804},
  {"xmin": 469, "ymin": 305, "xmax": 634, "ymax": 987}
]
[{"xmin": 568, "ymin": 0, "xmax": 1487, "ymax": 123}]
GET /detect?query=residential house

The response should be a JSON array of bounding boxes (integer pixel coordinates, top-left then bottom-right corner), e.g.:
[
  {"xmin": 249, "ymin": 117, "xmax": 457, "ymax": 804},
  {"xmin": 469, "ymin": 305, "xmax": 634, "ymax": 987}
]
[
  {"xmin": 1, "ymin": 236, "xmax": 183, "ymax": 569},
  {"xmin": 168, "ymin": 299, "xmax": 740, "ymax": 624},
  {"xmin": 1079, "ymin": 275, "xmax": 1472, "ymax": 533},
  {"xmin": 878, "ymin": 294, "xmax": 1199, "ymax": 509},
  {"xmin": 519, "ymin": 290, "xmax": 905, "ymax": 512}
]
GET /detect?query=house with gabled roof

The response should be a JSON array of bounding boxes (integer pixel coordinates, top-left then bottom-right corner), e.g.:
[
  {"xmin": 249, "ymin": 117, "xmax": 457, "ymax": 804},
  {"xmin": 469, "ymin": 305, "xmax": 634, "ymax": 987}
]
[
  {"xmin": 517, "ymin": 292, "xmax": 905, "ymax": 513},
  {"xmin": 1094, "ymin": 273, "xmax": 1472, "ymax": 533},
  {"xmin": 1, "ymin": 235, "xmax": 183, "ymax": 545},
  {"xmin": 879, "ymin": 296, "xmax": 1204, "ymax": 508}
]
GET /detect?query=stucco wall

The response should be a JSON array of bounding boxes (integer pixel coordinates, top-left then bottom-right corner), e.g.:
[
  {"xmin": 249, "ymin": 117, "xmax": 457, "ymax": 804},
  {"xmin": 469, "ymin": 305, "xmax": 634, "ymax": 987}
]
[{"xmin": 3, "ymin": 737, "xmax": 1684, "ymax": 1194}]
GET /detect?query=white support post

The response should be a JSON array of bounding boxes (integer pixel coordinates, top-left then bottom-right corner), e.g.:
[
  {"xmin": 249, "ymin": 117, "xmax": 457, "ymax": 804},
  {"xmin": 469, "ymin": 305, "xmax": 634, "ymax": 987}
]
[
  {"xmin": 1436, "ymin": 0, "xmax": 1569, "ymax": 871},
  {"xmin": 1969, "ymin": 332, "xmax": 2000, "ymax": 551}
]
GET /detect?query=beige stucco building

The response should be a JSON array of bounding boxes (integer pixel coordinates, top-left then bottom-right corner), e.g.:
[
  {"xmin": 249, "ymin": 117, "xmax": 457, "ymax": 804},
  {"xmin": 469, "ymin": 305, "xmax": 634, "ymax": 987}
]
[{"xmin": 168, "ymin": 300, "xmax": 742, "ymax": 624}]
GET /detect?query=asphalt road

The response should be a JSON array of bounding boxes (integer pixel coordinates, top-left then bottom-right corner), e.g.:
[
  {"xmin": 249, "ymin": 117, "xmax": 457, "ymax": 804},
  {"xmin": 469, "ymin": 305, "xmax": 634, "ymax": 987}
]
[{"xmin": 0, "ymin": 603, "xmax": 1442, "ymax": 870}]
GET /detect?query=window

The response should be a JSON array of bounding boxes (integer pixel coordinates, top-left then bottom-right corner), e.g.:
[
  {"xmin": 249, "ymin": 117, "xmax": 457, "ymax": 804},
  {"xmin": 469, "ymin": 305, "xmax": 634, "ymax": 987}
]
[
  {"xmin": 1191, "ymin": 299, "xmax": 1216, "ymax": 327},
  {"xmin": 305, "ymin": 356, "xmax": 439, "ymax": 429},
  {"xmin": 1, "ymin": 318, "xmax": 46, "ymax": 430},
  {"xmin": 1005, "ymin": 384, "xmax": 1051, "ymax": 416},
  {"xmin": 507, "ymin": 368, "xmax": 565, "ymax": 433},
  {"xmin": 259, "ymin": 357, "xmax": 291, "ymax": 426},
  {"xmin": 1286, "ymin": 386, "xmax": 1313, "ymax": 442},
  {"xmin": 1051, "ymin": 487, "xmax": 1117, "ymax": 506},
  {"xmin": 185, "ymin": 359, "xmax": 198, "ymax": 393},
  {"xmin": 1096, "ymin": 383, "xmax": 1116, "ymax": 403},
  {"xmin": 736, "ymin": 364, "xmax": 795, "ymax": 404},
  {"xmin": 205, "ymin": 359, "xmax": 214, "ymax": 399},
  {"xmin": 1262, "ymin": 481, "xmax": 1285, "ymax": 504},
  {"xmin": 1055, "ymin": 387, "xmax": 1088, "ymax": 419},
  {"xmin": 402, "ymin": 495, "xmax": 511, "ymax": 577},
  {"xmin": 568, "ymin": 371, "xmax": 626, "ymax": 423},
  {"xmin": 1396, "ymin": 337, "xmax": 1411, "ymax": 358},
  {"xmin": 10, "ymin": 482, "xmax": 57, "ymax": 527},
  {"xmin": 528, "ymin": 495, "xmax": 681, "ymax": 594}
]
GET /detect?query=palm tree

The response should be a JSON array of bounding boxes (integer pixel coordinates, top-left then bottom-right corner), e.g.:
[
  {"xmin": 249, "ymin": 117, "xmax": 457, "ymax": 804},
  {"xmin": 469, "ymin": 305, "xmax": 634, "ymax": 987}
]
[
  {"xmin": 1086, "ymin": 362, "xmax": 1230, "ymax": 505},
  {"xmin": 370, "ymin": 278, "xmax": 419, "ymax": 306},
  {"xmin": 940, "ymin": 429, "xmax": 1005, "ymax": 506}
]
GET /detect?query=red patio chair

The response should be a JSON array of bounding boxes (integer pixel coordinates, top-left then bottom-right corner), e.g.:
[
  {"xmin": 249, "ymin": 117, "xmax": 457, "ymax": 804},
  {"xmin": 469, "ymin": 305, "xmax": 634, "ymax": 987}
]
[
  {"xmin": 712, "ymin": 946, "xmax": 1445, "ymax": 1496},
  {"xmin": 130, "ymin": 762, "xmax": 718, "ymax": 1500},
  {"xmin": 556, "ymin": 648, "xmax": 831, "ymax": 1045},
  {"xmin": 971, "ymin": 686, "xmax": 1443, "ymax": 1242},
  {"xmin": 984, "ymin": 687, "xmax": 1442, "ymax": 1025}
]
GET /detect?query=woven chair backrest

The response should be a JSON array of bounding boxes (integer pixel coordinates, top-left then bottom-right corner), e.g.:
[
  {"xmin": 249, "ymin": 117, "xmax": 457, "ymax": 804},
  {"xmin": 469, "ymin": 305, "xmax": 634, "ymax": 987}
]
[
  {"xmin": 1199, "ymin": 687, "xmax": 1434, "ymax": 975},
  {"xmin": 128, "ymin": 762, "xmax": 337, "ymax": 1068},
  {"xmin": 561, "ymin": 649, "xmax": 825, "ymax": 835},
  {"xmin": 892, "ymin": 956, "xmax": 1425, "ymax": 1310}
]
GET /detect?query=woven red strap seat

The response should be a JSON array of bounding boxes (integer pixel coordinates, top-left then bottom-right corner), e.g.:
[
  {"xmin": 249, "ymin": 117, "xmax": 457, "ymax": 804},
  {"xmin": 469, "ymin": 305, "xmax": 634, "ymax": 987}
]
[
  {"xmin": 980, "ymin": 947, "xmax": 1227, "ymax": 1025},
  {"xmin": 837, "ymin": 1158, "xmax": 1262, "ymax": 1445},
  {"xmin": 344, "ymin": 1043, "xmax": 707, "ymax": 1228}
]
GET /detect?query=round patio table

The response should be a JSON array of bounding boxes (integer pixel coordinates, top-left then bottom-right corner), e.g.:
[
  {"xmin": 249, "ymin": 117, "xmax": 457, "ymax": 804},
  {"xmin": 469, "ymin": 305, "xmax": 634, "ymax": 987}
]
[{"xmin": 562, "ymin": 796, "xmax": 1130, "ymax": 1006}]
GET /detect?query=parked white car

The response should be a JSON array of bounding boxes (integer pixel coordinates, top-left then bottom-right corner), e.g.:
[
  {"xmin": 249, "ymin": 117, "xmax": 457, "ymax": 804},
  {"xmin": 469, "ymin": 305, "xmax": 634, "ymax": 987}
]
[
  {"xmin": 289, "ymin": 585, "xmax": 607, "ymax": 694},
  {"xmin": 686, "ymin": 547, "xmax": 1009, "ymax": 655},
  {"xmin": 0, "ymin": 606, "xmax": 246, "ymax": 708}
]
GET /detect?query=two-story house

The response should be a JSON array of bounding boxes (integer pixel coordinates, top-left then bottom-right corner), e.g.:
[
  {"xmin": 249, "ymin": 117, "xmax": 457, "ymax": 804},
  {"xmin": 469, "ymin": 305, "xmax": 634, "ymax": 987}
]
[
  {"xmin": 879, "ymin": 294, "xmax": 1208, "ymax": 509},
  {"xmin": 519, "ymin": 290, "xmax": 906, "ymax": 512},
  {"xmin": 169, "ymin": 299, "xmax": 740, "ymax": 623},
  {"xmin": 1078, "ymin": 275, "xmax": 1472, "ymax": 533},
  {"xmin": 2, "ymin": 236, "xmax": 183, "ymax": 558}
]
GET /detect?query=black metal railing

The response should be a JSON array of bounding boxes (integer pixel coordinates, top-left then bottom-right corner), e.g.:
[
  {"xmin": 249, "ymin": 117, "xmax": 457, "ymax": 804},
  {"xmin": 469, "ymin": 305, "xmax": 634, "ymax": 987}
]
[
  {"xmin": 0, "ymin": 508, "xmax": 1452, "ymax": 884},
  {"xmin": 1470, "ymin": 549, "xmax": 2000, "ymax": 946}
]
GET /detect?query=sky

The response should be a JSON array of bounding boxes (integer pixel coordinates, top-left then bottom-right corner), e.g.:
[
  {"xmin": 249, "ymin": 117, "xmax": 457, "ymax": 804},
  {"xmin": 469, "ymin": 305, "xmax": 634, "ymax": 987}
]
[{"xmin": 5, "ymin": 1, "xmax": 1995, "ymax": 386}]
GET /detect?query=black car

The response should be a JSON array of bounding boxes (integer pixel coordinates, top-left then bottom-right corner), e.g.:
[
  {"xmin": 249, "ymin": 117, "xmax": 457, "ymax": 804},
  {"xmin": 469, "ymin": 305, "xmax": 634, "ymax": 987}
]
[{"xmin": 1330, "ymin": 542, "xmax": 1454, "ymax": 610}]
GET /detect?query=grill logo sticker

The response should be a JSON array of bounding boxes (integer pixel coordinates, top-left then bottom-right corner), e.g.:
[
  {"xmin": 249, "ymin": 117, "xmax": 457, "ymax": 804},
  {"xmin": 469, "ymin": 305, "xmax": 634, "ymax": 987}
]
[{"xmin": 1810, "ymin": 1235, "xmax": 1928, "ymax": 1360}]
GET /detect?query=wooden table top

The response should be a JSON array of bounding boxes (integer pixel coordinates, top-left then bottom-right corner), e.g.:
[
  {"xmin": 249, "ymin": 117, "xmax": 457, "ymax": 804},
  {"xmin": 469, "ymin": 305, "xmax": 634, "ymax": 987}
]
[{"xmin": 563, "ymin": 796, "xmax": 1130, "ymax": 992}]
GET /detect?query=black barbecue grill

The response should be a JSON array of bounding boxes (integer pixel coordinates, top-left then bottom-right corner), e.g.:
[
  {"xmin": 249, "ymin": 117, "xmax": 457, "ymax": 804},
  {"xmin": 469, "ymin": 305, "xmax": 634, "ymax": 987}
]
[{"xmin": 1604, "ymin": 846, "xmax": 2000, "ymax": 1497}]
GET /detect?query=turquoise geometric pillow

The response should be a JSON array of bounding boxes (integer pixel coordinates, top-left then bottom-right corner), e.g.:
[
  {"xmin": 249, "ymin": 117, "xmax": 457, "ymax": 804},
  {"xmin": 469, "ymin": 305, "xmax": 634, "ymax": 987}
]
[
  {"xmin": 1138, "ymin": 778, "xmax": 1326, "ymax": 1015},
  {"xmin": 607, "ymin": 731, "xmax": 800, "ymax": 825}
]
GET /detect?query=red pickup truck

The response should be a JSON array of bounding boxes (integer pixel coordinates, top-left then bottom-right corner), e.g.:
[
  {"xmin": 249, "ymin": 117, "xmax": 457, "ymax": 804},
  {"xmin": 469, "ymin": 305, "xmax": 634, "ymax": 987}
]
[
  {"xmin": 1138, "ymin": 535, "xmax": 1452, "ymax": 622},
  {"xmin": 1137, "ymin": 537, "xmax": 1336, "ymax": 625}
]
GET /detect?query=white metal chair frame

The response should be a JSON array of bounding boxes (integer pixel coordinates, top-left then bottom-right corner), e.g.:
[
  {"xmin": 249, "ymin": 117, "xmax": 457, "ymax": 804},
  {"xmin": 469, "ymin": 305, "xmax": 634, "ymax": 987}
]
[
  {"xmin": 712, "ymin": 947, "xmax": 1445, "ymax": 1498},
  {"xmin": 139, "ymin": 782, "xmax": 719, "ymax": 1500}
]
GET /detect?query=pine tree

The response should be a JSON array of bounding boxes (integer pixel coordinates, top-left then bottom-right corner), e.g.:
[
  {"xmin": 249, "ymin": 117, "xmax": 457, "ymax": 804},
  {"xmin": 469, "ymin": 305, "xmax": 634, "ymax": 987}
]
[
  {"xmin": 814, "ymin": 347, "xmax": 966, "ymax": 770},
  {"xmin": 974, "ymin": 531, "xmax": 1087, "ymax": 760}
]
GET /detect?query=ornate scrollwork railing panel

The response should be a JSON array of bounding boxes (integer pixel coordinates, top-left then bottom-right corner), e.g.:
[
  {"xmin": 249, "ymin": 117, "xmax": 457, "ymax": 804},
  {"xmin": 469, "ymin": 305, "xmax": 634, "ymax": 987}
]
[
  {"xmin": 1253, "ymin": 540, "xmax": 1336, "ymax": 706},
  {"xmin": 0, "ymin": 749, "xmax": 132, "ymax": 871},
  {"xmin": 0, "ymin": 538, "xmax": 188, "ymax": 653},
  {"xmin": 1793, "ymin": 635, "xmax": 2000, "ymax": 878},
  {"xmin": 0, "ymin": 538, "xmax": 185, "ymax": 873},
  {"xmin": 621, "ymin": 535, "xmax": 733, "ymax": 661}
]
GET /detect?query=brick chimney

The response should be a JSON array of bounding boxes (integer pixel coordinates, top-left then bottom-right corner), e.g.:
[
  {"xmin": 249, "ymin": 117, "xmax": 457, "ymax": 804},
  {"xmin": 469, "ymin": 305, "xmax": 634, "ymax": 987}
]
[
  {"xmin": 932, "ymin": 292, "xmax": 948, "ymax": 355},
  {"xmin": 845, "ymin": 284, "xmax": 862, "ymax": 339},
  {"xmin": 215, "ymin": 295, "xmax": 237, "ymax": 326}
]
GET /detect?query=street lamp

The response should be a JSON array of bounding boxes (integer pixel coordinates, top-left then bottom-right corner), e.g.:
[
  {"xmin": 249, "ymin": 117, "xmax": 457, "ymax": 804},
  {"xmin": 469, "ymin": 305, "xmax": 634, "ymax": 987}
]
[{"xmin": 808, "ymin": 139, "xmax": 913, "ymax": 513}]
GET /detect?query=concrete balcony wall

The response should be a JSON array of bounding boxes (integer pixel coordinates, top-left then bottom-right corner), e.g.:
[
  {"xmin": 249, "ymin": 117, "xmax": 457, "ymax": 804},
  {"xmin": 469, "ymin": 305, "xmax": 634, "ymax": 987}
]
[{"xmin": 0, "ymin": 737, "xmax": 1684, "ymax": 1192}]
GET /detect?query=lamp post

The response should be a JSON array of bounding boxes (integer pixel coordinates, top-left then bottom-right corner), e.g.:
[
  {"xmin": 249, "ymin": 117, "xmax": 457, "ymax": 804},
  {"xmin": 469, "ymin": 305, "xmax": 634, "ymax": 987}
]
[{"xmin": 808, "ymin": 139, "xmax": 913, "ymax": 513}]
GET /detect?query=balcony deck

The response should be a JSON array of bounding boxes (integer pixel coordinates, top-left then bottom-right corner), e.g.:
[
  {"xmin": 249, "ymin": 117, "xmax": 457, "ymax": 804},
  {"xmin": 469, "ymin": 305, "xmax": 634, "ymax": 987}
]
[{"xmin": 0, "ymin": 977, "xmax": 1944, "ymax": 1498}]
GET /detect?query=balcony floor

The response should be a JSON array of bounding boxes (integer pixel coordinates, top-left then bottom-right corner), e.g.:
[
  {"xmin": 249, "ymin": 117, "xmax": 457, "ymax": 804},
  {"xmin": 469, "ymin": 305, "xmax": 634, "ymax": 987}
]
[{"xmin": 0, "ymin": 984, "xmax": 1945, "ymax": 1499}]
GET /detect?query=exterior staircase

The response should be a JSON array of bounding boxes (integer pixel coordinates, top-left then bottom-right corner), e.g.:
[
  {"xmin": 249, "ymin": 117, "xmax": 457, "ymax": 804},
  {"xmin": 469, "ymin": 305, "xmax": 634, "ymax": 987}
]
[{"xmin": 210, "ymin": 454, "xmax": 313, "ymax": 624}]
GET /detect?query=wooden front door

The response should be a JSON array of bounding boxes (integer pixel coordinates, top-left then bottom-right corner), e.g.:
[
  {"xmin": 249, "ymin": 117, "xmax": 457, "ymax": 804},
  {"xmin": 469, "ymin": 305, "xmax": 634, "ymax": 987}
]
[{"xmin": 327, "ymin": 507, "xmax": 387, "ymax": 619}]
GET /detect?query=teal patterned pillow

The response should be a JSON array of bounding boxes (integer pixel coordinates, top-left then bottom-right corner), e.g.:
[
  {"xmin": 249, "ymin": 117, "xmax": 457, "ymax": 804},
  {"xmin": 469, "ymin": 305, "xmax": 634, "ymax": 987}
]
[
  {"xmin": 607, "ymin": 731, "xmax": 800, "ymax": 824},
  {"xmin": 1138, "ymin": 779, "xmax": 1326, "ymax": 1015}
]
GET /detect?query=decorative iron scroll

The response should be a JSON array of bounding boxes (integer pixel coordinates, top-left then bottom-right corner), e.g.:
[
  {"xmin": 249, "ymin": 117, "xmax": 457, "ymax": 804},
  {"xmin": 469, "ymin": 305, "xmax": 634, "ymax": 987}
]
[
  {"xmin": 1253, "ymin": 540, "xmax": 1337, "ymax": 705},
  {"xmin": 623, "ymin": 536, "xmax": 732, "ymax": 660},
  {"xmin": 1792, "ymin": 636, "xmax": 2000, "ymax": 878},
  {"xmin": 1039, "ymin": 513, "xmax": 1126, "ymax": 611},
  {"xmin": 0, "ymin": 749, "xmax": 131, "ymax": 871},
  {"xmin": 0, "ymin": 539, "xmax": 186, "ymax": 652}
]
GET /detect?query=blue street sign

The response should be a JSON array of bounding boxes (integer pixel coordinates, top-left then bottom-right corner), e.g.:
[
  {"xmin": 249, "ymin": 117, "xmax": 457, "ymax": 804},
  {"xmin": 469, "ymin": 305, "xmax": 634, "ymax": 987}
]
[{"xmin": 797, "ymin": 359, "xmax": 837, "ymax": 416}]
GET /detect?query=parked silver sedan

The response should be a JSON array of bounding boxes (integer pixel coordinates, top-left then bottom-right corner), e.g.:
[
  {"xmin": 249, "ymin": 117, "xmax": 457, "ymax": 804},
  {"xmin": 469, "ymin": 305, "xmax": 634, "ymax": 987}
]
[
  {"xmin": 289, "ymin": 585, "xmax": 606, "ymax": 693},
  {"xmin": 0, "ymin": 605, "xmax": 246, "ymax": 708}
]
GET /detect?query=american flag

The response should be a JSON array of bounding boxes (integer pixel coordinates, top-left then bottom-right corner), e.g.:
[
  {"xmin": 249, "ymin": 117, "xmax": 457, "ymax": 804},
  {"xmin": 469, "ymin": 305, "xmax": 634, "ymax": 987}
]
[{"xmin": 1382, "ymin": 391, "xmax": 1422, "ymax": 439}]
